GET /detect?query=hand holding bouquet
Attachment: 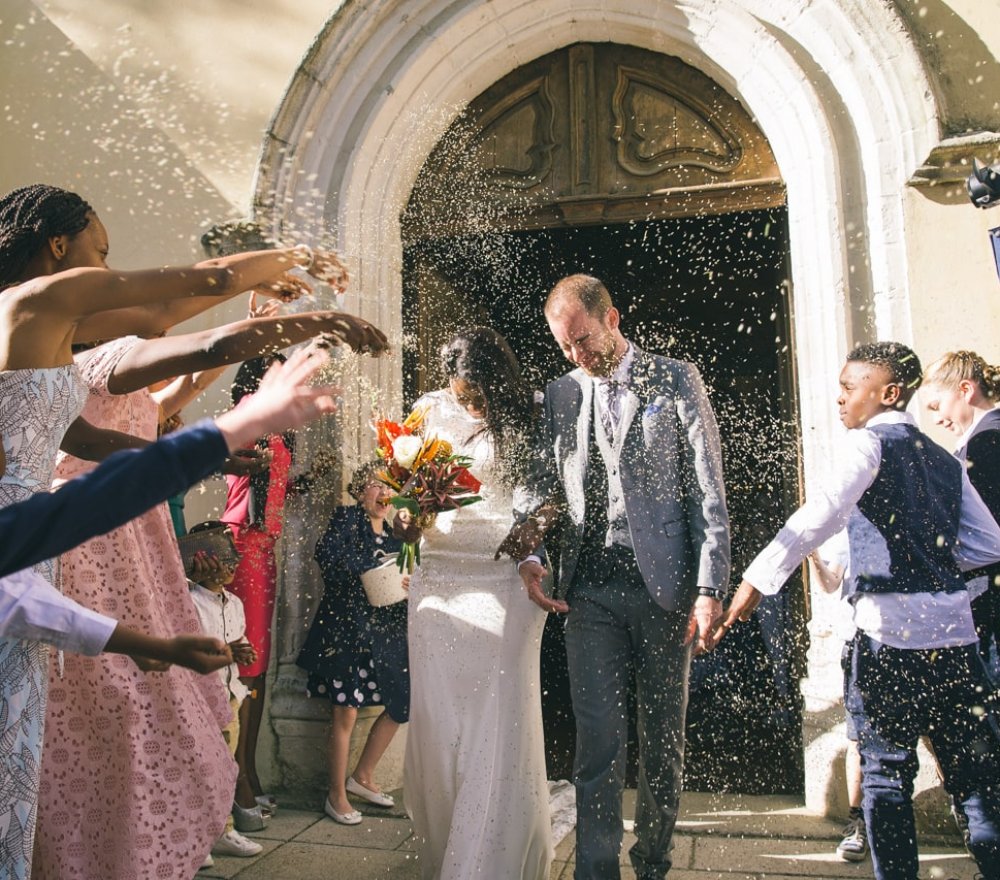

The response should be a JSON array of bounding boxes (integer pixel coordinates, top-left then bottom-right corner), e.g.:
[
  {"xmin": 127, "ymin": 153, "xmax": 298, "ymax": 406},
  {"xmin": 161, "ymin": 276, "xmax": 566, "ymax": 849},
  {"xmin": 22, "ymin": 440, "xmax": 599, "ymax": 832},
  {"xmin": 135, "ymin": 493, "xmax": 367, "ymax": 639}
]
[{"xmin": 374, "ymin": 407, "xmax": 482, "ymax": 572}]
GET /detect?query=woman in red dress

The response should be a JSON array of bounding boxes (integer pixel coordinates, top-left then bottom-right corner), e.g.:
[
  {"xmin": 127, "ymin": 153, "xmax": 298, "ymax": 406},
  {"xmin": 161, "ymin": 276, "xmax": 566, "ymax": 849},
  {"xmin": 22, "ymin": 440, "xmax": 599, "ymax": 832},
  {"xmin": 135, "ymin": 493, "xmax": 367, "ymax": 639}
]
[{"xmin": 222, "ymin": 355, "xmax": 300, "ymax": 823}]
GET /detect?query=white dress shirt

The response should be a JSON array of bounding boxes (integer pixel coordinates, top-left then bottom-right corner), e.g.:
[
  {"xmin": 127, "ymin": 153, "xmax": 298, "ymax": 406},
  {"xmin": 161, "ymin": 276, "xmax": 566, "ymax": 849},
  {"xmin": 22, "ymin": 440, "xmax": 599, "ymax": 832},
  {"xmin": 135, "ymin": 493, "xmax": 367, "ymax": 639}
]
[
  {"xmin": 744, "ymin": 410, "xmax": 1000, "ymax": 649},
  {"xmin": 188, "ymin": 582, "xmax": 250, "ymax": 703},
  {"xmin": 0, "ymin": 568, "xmax": 116, "ymax": 655},
  {"xmin": 521, "ymin": 343, "xmax": 637, "ymax": 570},
  {"xmin": 593, "ymin": 343, "xmax": 635, "ymax": 440}
]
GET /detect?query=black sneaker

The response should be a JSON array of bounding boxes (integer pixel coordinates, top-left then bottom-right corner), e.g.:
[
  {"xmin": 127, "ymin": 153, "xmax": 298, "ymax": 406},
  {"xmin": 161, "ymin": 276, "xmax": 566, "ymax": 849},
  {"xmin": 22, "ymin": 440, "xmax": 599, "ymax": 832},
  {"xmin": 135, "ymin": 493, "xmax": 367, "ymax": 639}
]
[{"xmin": 836, "ymin": 816, "xmax": 868, "ymax": 862}]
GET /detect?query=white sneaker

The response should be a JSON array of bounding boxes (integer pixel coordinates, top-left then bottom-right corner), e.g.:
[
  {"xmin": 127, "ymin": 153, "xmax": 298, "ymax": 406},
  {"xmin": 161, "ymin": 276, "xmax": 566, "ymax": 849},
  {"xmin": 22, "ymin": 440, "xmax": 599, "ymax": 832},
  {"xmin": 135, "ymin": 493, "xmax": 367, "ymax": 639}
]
[
  {"xmin": 212, "ymin": 829, "xmax": 263, "ymax": 857},
  {"xmin": 199, "ymin": 852, "xmax": 214, "ymax": 869}
]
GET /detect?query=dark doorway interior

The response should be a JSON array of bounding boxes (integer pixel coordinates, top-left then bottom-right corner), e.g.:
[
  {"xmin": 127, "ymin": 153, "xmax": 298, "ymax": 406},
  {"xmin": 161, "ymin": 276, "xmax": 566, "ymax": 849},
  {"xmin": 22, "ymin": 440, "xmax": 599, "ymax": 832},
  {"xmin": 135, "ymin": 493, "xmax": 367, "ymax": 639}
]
[{"xmin": 402, "ymin": 207, "xmax": 807, "ymax": 794}]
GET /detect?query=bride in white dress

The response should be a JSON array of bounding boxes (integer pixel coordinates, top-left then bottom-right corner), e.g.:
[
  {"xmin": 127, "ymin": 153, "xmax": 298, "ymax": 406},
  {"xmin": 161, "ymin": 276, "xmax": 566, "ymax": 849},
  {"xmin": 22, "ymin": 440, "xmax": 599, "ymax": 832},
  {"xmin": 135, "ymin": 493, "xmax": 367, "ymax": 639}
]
[{"xmin": 404, "ymin": 328, "xmax": 553, "ymax": 880}]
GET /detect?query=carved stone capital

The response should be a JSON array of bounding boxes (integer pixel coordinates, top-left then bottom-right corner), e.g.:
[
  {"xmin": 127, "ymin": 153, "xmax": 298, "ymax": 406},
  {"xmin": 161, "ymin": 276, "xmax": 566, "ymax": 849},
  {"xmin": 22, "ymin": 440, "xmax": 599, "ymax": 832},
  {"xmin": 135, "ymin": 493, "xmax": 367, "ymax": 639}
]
[
  {"xmin": 200, "ymin": 220, "xmax": 276, "ymax": 257},
  {"xmin": 908, "ymin": 131, "xmax": 1000, "ymax": 187}
]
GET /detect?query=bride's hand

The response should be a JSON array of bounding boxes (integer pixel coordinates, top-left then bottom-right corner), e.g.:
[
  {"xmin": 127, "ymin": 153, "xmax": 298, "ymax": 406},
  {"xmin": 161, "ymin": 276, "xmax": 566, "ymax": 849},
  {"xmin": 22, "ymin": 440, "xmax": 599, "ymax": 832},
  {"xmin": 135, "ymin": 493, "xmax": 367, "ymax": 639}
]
[
  {"xmin": 518, "ymin": 560, "xmax": 569, "ymax": 614},
  {"xmin": 494, "ymin": 504, "xmax": 558, "ymax": 561},
  {"xmin": 392, "ymin": 510, "xmax": 422, "ymax": 544}
]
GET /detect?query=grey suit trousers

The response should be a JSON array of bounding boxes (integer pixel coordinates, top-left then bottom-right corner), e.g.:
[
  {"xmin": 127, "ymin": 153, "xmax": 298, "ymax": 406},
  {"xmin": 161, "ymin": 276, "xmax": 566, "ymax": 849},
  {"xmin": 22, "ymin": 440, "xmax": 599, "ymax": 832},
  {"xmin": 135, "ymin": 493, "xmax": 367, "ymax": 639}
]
[{"xmin": 565, "ymin": 553, "xmax": 692, "ymax": 880}]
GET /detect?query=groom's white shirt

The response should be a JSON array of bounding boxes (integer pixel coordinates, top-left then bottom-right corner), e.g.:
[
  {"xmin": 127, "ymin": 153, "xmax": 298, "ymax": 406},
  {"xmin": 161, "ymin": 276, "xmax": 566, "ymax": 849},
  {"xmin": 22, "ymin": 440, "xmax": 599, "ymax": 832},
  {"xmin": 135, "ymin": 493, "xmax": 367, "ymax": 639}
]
[{"xmin": 593, "ymin": 343, "xmax": 635, "ymax": 439}]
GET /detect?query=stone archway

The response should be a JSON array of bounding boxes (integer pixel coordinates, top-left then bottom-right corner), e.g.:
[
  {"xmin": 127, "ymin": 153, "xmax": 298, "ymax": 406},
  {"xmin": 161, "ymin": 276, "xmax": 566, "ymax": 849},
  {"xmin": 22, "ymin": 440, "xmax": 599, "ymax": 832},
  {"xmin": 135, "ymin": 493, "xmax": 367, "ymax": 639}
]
[
  {"xmin": 255, "ymin": 0, "xmax": 942, "ymax": 808},
  {"xmin": 255, "ymin": 0, "xmax": 938, "ymax": 495}
]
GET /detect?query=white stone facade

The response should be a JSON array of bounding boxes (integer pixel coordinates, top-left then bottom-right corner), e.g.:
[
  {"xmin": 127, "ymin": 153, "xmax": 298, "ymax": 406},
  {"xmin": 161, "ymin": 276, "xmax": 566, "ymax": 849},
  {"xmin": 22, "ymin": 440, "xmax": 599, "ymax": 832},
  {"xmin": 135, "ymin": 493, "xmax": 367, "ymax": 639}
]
[{"xmin": 4, "ymin": 0, "xmax": 1000, "ymax": 817}]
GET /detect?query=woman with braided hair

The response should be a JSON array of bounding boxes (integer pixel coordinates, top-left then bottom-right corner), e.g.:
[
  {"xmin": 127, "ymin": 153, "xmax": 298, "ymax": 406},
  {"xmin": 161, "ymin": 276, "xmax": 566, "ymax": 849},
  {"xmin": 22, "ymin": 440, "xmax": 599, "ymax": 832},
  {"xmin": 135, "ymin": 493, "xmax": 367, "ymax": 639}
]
[{"xmin": 0, "ymin": 183, "xmax": 360, "ymax": 880}]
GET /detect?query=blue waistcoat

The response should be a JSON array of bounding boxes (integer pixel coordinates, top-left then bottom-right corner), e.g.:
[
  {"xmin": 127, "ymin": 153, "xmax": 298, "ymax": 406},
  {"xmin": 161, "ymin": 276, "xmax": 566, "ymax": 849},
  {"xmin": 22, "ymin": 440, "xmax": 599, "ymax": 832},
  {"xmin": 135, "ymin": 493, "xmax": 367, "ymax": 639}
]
[{"xmin": 847, "ymin": 422, "xmax": 965, "ymax": 596}]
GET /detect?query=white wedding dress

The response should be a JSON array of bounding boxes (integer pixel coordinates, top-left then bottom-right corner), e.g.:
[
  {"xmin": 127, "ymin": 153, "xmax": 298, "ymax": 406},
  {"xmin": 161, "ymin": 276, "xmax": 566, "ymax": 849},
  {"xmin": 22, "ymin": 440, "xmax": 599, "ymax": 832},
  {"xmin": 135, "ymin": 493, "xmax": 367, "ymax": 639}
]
[{"xmin": 405, "ymin": 389, "xmax": 553, "ymax": 880}]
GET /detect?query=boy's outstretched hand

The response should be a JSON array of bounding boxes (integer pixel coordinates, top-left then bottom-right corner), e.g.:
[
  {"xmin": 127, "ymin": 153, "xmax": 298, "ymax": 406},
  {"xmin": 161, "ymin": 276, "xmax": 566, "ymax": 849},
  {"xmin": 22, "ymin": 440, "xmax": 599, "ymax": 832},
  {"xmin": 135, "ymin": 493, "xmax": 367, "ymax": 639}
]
[
  {"xmin": 230, "ymin": 639, "xmax": 258, "ymax": 667},
  {"xmin": 167, "ymin": 635, "xmax": 233, "ymax": 675},
  {"xmin": 705, "ymin": 580, "xmax": 763, "ymax": 650}
]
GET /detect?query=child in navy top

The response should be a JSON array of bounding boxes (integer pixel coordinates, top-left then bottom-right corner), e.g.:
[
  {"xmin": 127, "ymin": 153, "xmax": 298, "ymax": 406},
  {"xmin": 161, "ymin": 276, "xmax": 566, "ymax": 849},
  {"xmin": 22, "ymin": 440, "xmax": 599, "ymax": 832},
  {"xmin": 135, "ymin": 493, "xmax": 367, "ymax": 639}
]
[{"xmin": 714, "ymin": 342, "xmax": 1000, "ymax": 880}]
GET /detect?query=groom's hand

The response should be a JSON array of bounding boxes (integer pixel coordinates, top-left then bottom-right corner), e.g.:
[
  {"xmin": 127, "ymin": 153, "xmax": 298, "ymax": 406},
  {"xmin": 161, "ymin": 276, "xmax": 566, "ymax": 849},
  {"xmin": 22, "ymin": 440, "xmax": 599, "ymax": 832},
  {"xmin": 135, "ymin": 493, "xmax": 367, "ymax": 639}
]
[
  {"xmin": 495, "ymin": 519, "xmax": 540, "ymax": 561},
  {"xmin": 705, "ymin": 579, "xmax": 763, "ymax": 651},
  {"xmin": 518, "ymin": 560, "xmax": 569, "ymax": 614},
  {"xmin": 687, "ymin": 596, "xmax": 723, "ymax": 655}
]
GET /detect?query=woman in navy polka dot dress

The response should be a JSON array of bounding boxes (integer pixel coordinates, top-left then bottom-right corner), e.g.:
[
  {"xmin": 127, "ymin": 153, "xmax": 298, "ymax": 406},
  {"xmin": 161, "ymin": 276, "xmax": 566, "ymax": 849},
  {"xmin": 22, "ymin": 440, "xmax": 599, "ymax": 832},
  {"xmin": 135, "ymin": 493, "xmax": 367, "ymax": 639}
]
[{"xmin": 297, "ymin": 462, "xmax": 409, "ymax": 825}]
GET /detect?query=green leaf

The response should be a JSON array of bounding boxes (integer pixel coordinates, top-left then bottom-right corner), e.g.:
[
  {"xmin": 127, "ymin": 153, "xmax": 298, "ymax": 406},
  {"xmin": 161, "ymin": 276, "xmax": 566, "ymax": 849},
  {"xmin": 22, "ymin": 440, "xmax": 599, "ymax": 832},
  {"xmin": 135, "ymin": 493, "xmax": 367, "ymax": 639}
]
[{"xmin": 390, "ymin": 496, "xmax": 420, "ymax": 515}]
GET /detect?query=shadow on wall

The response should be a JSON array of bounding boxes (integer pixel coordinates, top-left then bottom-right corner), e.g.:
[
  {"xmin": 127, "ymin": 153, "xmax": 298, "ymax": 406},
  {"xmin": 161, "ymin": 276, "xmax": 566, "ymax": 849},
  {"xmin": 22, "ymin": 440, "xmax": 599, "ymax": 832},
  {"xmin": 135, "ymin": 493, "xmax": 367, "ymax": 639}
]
[
  {"xmin": 0, "ymin": 0, "xmax": 236, "ymax": 268},
  {"xmin": 894, "ymin": 0, "xmax": 1000, "ymax": 136}
]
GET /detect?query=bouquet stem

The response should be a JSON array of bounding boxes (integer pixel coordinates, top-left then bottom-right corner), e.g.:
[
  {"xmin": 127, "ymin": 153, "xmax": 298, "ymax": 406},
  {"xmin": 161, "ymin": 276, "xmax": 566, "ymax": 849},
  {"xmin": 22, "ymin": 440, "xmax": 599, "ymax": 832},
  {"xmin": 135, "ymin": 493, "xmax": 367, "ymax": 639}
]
[
  {"xmin": 395, "ymin": 512, "xmax": 435, "ymax": 574},
  {"xmin": 397, "ymin": 541, "xmax": 419, "ymax": 574}
]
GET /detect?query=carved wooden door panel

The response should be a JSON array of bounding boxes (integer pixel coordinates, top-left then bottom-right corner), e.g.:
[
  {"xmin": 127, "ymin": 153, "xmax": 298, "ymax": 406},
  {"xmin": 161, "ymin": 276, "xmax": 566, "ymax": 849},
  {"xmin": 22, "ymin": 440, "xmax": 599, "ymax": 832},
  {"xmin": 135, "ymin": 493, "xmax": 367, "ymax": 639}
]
[{"xmin": 404, "ymin": 42, "xmax": 784, "ymax": 240}]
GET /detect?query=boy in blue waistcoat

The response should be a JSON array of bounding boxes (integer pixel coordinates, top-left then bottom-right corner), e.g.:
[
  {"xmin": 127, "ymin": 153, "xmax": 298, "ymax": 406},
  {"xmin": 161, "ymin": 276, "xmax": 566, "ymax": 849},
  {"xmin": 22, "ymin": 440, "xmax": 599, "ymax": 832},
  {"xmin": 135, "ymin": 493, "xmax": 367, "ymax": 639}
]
[{"xmin": 712, "ymin": 342, "xmax": 1000, "ymax": 880}]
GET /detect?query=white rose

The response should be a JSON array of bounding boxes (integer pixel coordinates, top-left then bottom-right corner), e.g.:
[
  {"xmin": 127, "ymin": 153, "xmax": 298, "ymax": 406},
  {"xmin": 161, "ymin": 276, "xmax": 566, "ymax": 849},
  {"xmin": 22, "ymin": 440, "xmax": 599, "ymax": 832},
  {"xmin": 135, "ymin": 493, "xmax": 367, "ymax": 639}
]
[{"xmin": 392, "ymin": 434, "xmax": 423, "ymax": 470}]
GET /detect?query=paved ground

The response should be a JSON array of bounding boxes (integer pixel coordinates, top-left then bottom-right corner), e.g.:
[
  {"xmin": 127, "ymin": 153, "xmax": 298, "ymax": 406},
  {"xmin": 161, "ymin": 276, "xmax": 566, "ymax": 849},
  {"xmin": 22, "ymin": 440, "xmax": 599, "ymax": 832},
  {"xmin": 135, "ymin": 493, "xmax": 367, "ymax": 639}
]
[{"xmin": 201, "ymin": 791, "xmax": 979, "ymax": 879}]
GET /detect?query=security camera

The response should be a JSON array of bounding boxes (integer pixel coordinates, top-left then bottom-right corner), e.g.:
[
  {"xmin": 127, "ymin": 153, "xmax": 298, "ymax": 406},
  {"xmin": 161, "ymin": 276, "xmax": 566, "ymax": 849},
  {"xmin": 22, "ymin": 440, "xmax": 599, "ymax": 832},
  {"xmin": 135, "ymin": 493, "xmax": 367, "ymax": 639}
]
[{"xmin": 967, "ymin": 158, "xmax": 1000, "ymax": 208}]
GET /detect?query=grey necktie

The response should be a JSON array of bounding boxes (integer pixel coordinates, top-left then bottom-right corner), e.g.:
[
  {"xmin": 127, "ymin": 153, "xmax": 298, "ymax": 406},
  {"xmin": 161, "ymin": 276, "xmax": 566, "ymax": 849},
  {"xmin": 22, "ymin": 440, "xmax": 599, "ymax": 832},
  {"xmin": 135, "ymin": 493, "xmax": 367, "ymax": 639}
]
[{"xmin": 597, "ymin": 379, "xmax": 623, "ymax": 440}]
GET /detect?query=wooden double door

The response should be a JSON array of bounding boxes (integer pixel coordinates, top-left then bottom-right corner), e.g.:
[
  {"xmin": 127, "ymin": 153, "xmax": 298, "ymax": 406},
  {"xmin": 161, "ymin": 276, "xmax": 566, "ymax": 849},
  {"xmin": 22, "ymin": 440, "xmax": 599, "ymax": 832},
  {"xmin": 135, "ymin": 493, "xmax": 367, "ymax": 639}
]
[{"xmin": 402, "ymin": 43, "xmax": 807, "ymax": 794}]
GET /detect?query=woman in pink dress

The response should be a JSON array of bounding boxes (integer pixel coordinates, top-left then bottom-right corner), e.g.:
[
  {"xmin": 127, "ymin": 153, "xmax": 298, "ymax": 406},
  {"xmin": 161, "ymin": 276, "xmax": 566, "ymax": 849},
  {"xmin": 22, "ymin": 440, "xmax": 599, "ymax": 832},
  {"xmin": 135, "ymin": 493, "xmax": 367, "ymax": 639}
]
[
  {"xmin": 34, "ymin": 317, "xmax": 387, "ymax": 879},
  {"xmin": 34, "ymin": 341, "xmax": 386, "ymax": 876},
  {"xmin": 0, "ymin": 183, "xmax": 359, "ymax": 879},
  {"xmin": 37, "ymin": 338, "xmax": 240, "ymax": 879}
]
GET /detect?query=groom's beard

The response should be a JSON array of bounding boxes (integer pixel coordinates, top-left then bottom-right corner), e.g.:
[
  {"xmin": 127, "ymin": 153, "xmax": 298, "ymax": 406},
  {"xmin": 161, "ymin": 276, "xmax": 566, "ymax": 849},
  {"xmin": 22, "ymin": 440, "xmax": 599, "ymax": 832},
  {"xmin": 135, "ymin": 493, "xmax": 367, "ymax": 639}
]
[{"xmin": 576, "ymin": 338, "xmax": 620, "ymax": 377}]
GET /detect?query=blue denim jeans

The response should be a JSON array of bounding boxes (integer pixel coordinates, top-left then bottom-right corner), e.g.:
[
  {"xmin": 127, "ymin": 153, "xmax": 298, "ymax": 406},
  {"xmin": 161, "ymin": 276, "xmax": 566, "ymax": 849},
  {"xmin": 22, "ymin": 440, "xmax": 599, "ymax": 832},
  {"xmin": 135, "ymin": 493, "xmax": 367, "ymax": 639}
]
[{"xmin": 847, "ymin": 633, "xmax": 1000, "ymax": 880}]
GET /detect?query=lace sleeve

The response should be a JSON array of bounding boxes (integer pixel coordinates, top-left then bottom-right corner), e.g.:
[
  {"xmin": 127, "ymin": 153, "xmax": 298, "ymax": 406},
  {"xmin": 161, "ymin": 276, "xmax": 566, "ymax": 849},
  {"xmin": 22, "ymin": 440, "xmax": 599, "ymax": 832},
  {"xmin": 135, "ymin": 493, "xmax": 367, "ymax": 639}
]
[{"xmin": 73, "ymin": 337, "xmax": 142, "ymax": 392}]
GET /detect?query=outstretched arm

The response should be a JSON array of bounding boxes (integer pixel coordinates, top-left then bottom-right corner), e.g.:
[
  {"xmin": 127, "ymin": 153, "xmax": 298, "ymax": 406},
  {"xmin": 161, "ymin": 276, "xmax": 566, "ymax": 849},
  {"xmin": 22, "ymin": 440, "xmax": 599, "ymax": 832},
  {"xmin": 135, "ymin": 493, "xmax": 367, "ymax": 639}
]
[
  {"xmin": 105, "ymin": 628, "xmax": 233, "ymax": 674},
  {"xmin": 72, "ymin": 246, "xmax": 350, "ymax": 342},
  {"xmin": 105, "ymin": 309, "xmax": 388, "ymax": 394},
  {"xmin": 0, "ymin": 346, "xmax": 337, "ymax": 578},
  {"xmin": 51, "ymin": 246, "xmax": 317, "ymax": 320},
  {"xmin": 60, "ymin": 416, "xmax": 150, "ymax": 461},
  {"xmin": 0, "ymin": 568, "xmax": 231, "ymax": 672},
  {"xmin": 150, "ymin": 366, "xmax": 229, "ymax": 422}
]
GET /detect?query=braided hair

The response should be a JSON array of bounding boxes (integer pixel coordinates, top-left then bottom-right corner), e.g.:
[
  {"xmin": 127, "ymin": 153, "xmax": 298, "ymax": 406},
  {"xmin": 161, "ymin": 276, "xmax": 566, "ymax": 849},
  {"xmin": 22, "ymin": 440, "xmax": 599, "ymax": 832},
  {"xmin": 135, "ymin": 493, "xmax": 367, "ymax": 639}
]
[
  {"xmin": 0, "ymin": 184, "xmax": 93, "ymax": 287},
  {"xmin": 924, "ymin": 350, "xmax": 1000, "ymax": 403}
]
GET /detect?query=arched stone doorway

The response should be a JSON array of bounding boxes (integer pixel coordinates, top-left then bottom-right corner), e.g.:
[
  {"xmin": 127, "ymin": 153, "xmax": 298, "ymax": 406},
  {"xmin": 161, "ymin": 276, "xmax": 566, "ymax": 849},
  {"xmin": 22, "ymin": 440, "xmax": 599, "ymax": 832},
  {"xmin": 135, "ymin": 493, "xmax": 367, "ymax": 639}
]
[
  {"xmin": 254, "ymin": 0, "xmax": 942, "ymax": 811},
  {"xmin": 402, "ymin": 42, "xmax": 805, "ymax": 793}
]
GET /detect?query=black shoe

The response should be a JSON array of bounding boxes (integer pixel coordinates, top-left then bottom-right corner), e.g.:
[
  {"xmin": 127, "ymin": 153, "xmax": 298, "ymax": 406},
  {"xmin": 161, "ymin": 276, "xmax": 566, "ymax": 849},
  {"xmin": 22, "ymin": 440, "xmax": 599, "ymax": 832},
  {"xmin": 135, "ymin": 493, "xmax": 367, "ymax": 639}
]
[{"xmin": 836, "ymin": 816, "xmax": 868, "ymax": 862}]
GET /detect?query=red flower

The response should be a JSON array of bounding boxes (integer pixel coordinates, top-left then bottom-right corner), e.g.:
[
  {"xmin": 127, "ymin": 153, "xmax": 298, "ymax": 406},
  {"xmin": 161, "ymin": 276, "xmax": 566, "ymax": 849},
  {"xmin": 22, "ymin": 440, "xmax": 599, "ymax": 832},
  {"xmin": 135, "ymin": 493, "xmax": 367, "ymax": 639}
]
[{"xmin": 452, "ymin": 467, "xmax": 481, "ymax": 494}]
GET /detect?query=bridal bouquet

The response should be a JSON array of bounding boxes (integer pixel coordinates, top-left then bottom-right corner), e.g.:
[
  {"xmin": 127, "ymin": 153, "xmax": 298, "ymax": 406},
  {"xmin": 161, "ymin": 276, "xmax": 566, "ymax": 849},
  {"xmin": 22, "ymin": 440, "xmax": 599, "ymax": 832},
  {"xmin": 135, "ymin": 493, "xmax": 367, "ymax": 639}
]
[{"xmin": 373, "ymin": 407, "xmax": 483, "ymax": 573}]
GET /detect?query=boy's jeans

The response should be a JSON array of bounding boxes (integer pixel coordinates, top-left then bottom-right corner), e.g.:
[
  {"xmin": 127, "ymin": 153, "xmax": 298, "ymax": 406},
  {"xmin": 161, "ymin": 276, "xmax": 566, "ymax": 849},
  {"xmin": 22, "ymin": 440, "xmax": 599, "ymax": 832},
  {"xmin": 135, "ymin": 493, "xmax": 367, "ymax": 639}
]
[{"xmin": 847, "ymin": 633, "xmax": 1000, "ymax": 880}]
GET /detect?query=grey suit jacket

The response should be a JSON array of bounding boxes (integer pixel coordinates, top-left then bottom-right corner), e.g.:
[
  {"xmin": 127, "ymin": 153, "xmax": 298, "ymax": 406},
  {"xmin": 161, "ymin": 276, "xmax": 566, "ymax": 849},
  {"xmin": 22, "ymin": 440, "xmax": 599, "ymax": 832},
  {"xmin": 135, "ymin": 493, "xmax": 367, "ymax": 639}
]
[{"xmin": 519, "ymin": 346, "xmax": 731, "ymax": 612}]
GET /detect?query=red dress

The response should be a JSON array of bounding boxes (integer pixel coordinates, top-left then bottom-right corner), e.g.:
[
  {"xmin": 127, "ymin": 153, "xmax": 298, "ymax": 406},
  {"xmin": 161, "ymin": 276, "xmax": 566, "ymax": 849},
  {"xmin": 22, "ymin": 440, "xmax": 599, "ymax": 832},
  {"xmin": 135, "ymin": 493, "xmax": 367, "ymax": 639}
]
[{"xmin": 222, "ymin": 429, "xmax": 291, "ymax": 678}]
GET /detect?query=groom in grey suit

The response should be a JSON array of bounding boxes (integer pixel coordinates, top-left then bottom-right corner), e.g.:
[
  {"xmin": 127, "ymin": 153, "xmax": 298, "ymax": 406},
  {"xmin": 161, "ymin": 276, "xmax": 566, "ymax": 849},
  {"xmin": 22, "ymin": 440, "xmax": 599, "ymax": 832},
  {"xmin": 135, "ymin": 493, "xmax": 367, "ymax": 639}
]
[{"xmin": 503, "ymin": 274, "xmax": 730, "ymax": 879}]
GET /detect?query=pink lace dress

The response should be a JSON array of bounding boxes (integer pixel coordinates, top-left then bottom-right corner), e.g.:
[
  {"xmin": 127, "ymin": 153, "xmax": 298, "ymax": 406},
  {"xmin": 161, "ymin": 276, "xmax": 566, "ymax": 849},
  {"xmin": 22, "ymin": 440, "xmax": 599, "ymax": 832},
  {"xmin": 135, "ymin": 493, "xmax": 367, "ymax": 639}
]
[{"xmin": 33, "ymin": 338, "xmax": 236, "ymax": 880}]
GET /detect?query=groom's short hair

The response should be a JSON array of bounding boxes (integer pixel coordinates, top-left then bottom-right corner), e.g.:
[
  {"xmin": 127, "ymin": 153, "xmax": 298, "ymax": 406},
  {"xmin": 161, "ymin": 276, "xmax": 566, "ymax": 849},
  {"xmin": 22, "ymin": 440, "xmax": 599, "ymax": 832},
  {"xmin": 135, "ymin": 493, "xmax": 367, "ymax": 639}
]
[{"xmin": 546, "ymin": 274, "xmax": 613, "ymax": 318}]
